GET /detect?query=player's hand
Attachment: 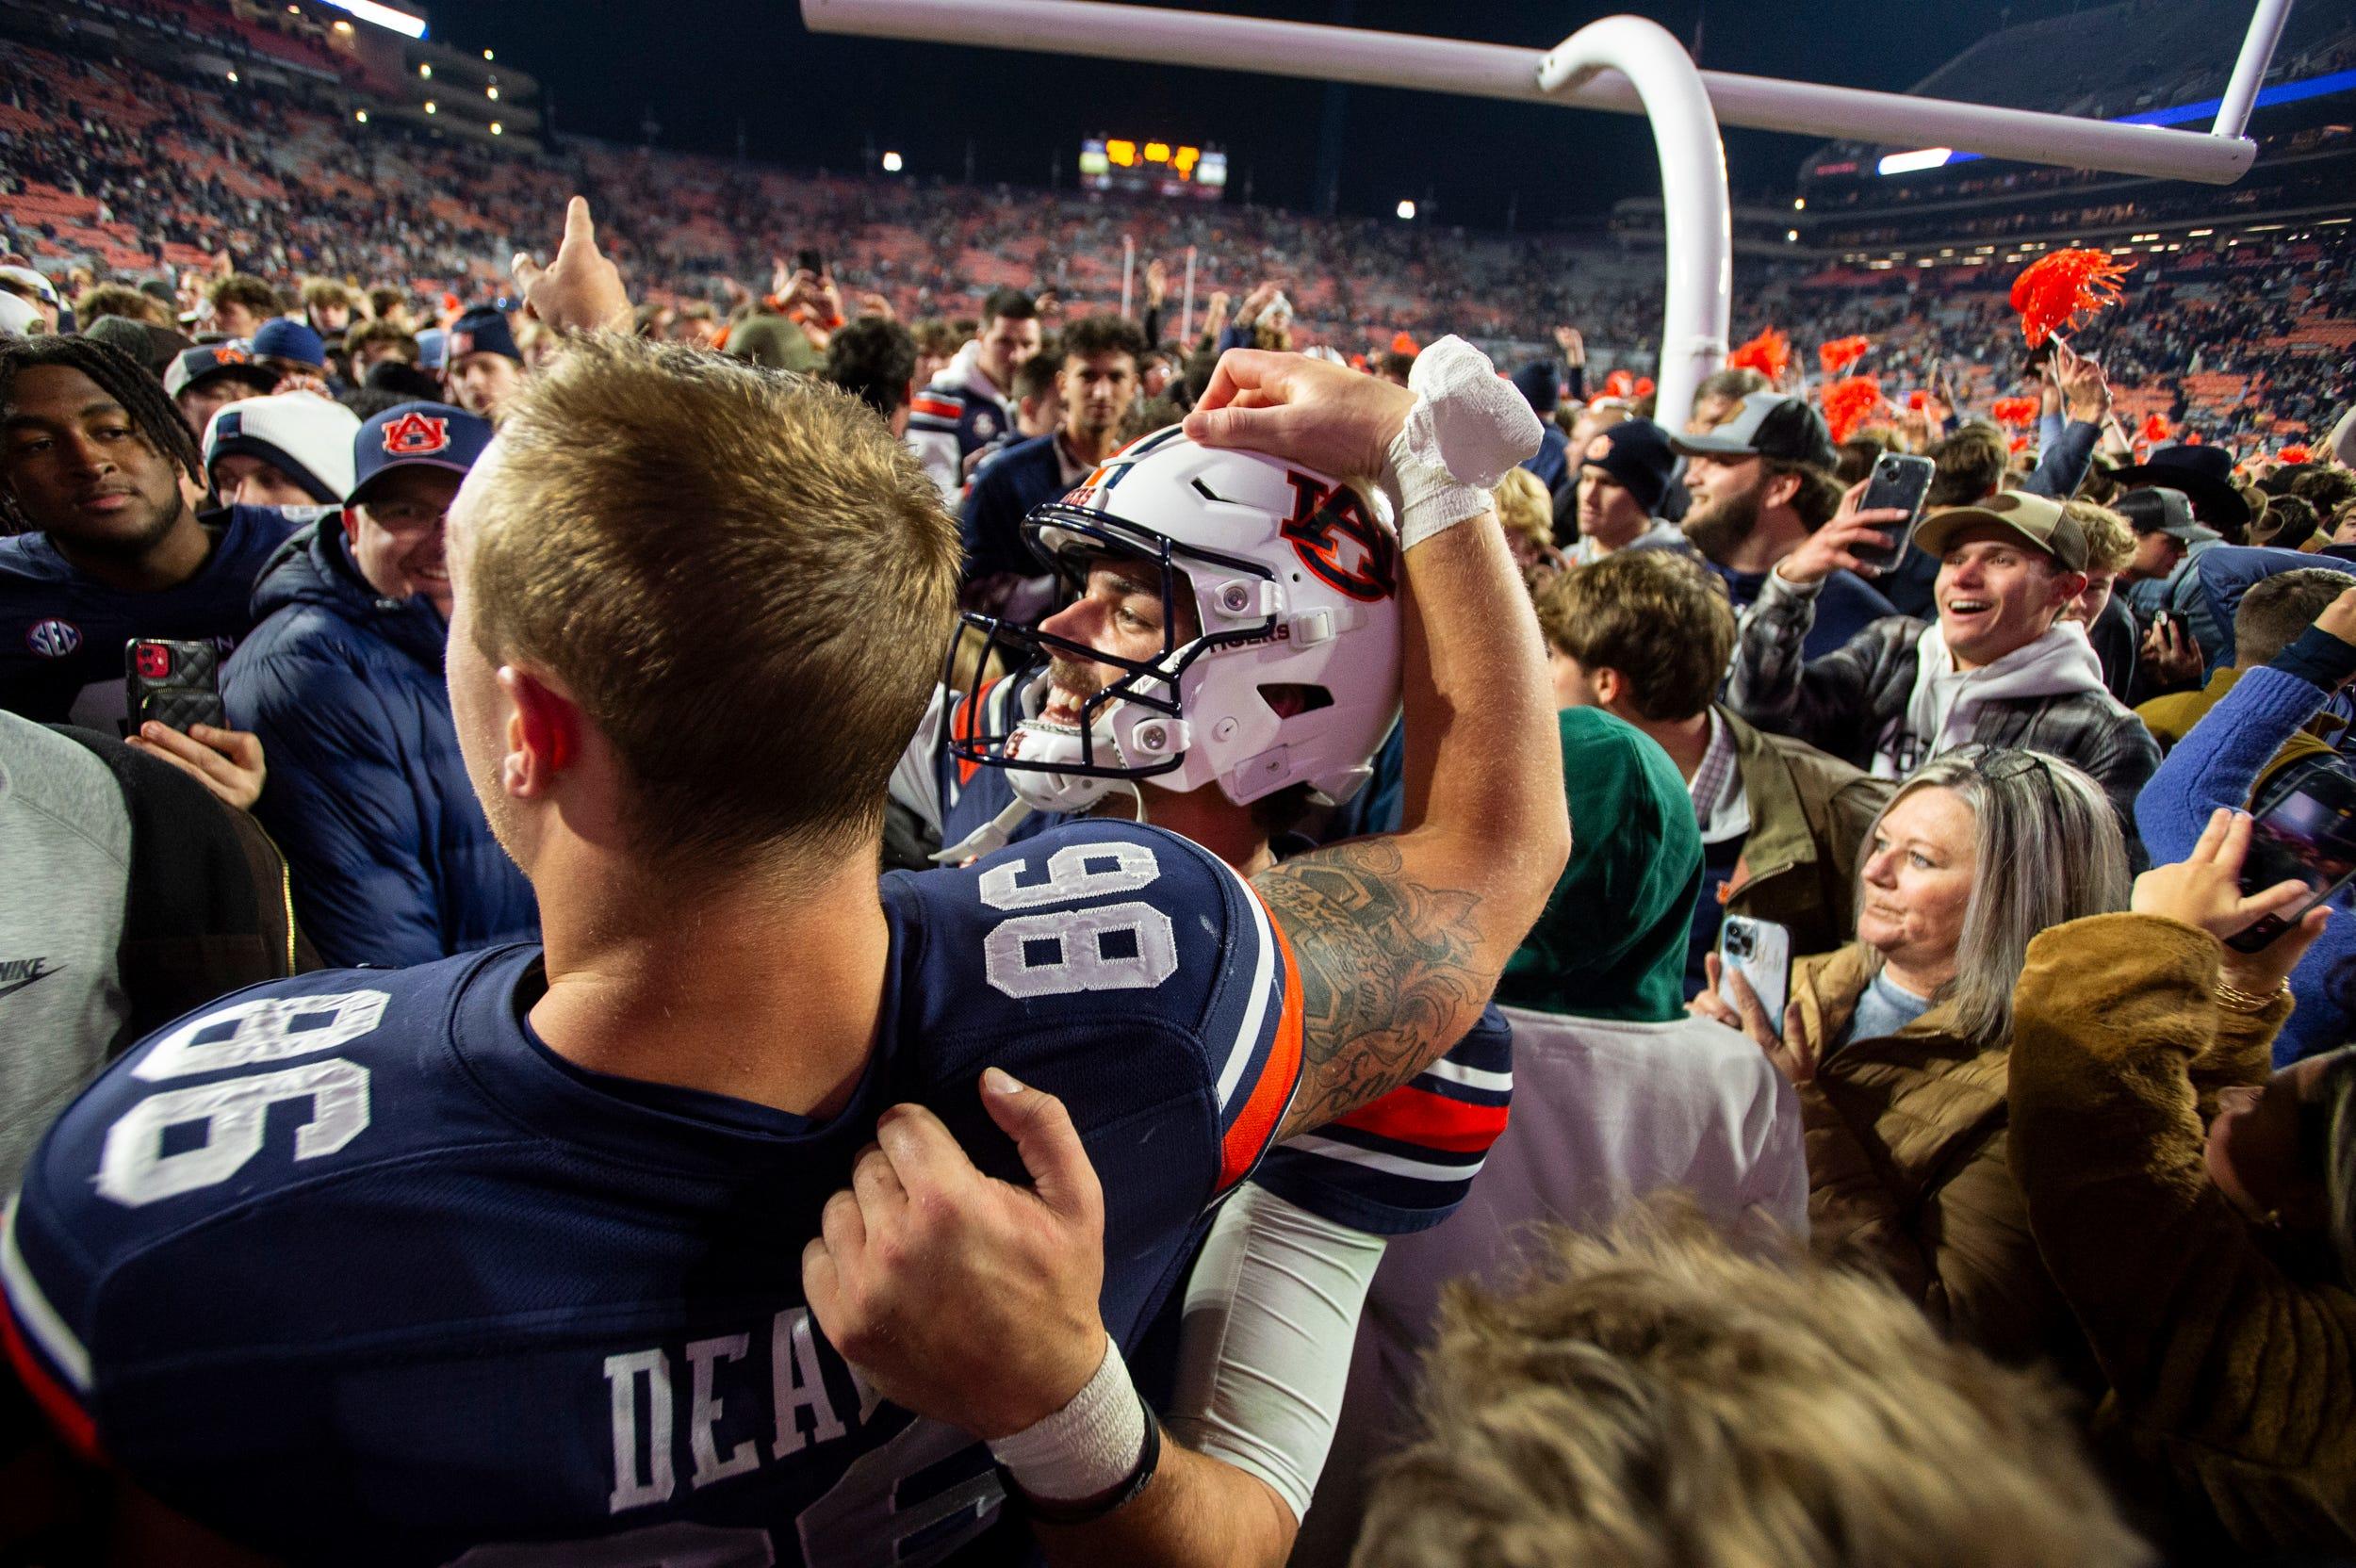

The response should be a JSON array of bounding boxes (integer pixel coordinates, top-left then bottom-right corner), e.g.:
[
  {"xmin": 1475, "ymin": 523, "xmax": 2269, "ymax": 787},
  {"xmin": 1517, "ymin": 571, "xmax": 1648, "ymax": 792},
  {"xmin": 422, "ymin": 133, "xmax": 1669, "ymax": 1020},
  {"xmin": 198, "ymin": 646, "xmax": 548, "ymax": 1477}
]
[
  {"xmin": 1773, "ymin": 477, "xmax": 1910, "ymax": 585},
  {"xmin": 1185, "ymin": 349, "xmax": 1412, "ymax": 488},
  {"xmin": 1552, "ymin": 325, "xmax": 1585, "ymax": 368},
  {"xmin": 511, "ymin": 196, "xmax": 630, "ymax": 335},
  {"xmin": 1688, "ymin": 953, "xmax": 1812, "ymax": 1082},
  {"xmin": 803, "ymin": 1070, "xmax": 1107, "ymax": 1440},
  {"xmin": 126, "ymin": 722, "xmax": 265, "ymax": 812}
]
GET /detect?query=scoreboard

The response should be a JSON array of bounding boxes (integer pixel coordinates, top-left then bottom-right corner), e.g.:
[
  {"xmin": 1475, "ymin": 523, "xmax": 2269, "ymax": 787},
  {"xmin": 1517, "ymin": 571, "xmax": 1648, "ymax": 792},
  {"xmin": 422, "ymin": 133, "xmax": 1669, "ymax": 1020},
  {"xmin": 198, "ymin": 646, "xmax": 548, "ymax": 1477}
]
[{"xmin": 1079, "ymin": 137, "xmax": 1227, "ymax": 201}]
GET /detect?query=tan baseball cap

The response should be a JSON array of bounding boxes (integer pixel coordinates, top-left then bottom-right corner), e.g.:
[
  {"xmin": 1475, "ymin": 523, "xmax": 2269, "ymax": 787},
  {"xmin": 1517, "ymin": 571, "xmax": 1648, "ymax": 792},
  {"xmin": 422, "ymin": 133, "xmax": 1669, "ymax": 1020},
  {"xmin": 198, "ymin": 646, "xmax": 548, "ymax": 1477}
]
[{"xmin": 1910, "ymin": 490, "xmax": 2087, "ymax": 573}]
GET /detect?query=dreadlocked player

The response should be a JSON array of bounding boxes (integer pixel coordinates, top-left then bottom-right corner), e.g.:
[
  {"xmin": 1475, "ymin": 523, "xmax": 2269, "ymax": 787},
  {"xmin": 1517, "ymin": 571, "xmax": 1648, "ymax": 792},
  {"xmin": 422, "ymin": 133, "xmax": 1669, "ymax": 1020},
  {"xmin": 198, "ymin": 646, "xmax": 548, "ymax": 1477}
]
[{"xmin": 0, "ymin": 337, "xmax": 286, "ymax": 801}]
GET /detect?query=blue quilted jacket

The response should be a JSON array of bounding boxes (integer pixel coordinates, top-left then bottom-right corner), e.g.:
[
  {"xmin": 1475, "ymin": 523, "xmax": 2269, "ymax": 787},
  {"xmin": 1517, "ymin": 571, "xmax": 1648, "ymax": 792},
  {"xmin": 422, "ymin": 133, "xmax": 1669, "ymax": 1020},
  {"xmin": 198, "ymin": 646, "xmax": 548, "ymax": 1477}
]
[{"xmin": 224, "ymin": 521, "xmax": 536, "ymax": 967}]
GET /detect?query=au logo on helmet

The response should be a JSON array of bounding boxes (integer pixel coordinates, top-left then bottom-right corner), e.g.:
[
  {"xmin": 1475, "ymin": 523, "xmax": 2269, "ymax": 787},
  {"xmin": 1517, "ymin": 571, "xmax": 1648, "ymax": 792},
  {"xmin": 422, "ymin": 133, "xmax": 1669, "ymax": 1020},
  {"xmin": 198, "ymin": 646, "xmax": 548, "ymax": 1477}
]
[
  {"xmin": 1279, "ymin": 473, "xmax": 1397, "ymax": 603},
  {"xmin": 381, "ymin": 411, "xmax": 450, "ymax": 456}
]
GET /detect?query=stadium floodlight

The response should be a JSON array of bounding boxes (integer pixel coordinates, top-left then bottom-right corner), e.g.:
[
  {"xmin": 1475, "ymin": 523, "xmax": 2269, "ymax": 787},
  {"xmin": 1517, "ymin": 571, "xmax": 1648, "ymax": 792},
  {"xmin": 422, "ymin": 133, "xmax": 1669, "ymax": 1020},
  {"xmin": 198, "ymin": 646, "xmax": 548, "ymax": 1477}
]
[
  {"xmin": 313, "ymin": 0, "xmax": 426, "ymax": 38},
  {"xmin": 1397, "ymin": 200, "xmax": 1417, "ymax": 220},
  {"xmin": 882, "ymin": 150, "xmax": 904, "ymax": 172},
  {"xmin": 1877, "ymin": 147, "xmax": 1953, "ymax": 176},
  {"xmin": 803, "ymin": 0, "xmax": 2288, "ymax": 421}
]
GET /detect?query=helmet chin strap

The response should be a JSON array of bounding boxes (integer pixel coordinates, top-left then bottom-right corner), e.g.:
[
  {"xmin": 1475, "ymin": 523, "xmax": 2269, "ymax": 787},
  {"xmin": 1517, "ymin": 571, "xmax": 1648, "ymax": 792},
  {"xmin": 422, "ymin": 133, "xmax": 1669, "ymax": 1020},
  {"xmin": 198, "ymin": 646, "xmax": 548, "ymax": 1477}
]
[{"xmin": 931, "ymin": 714, "xmax": 1146, "ymax": 865}]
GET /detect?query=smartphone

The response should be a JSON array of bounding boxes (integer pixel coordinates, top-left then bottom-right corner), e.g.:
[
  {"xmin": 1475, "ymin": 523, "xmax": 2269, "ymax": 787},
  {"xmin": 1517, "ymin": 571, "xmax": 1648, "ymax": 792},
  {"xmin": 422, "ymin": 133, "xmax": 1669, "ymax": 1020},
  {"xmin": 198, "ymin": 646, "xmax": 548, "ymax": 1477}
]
[
  {"xmin": 2230, "ymin": 769, "xmax": 2356, "ymax": 952},
  {"xmin": 123, "ymin": 638, "xmax": 225, "ymax": 735},
  {"xmin": 1852, "ymin": 452, "xmax": 1936, "ymax": 570},
  {"xmin": 795, "ymin": 247, "xmax": 826, "ymax": 278},
  {"xmin": 1718, "ymin": 915, "xmax": 1794, "ymax": 1029}
]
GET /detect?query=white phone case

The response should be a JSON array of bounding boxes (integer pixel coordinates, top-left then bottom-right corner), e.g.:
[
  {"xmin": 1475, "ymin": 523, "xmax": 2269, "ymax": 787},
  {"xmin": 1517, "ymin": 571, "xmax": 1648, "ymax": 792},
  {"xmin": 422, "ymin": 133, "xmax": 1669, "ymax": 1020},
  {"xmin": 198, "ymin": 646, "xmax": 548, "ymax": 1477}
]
[{"xmin": 1719, "ymin": 915, "xmax": 1792, "ymax": 1028}]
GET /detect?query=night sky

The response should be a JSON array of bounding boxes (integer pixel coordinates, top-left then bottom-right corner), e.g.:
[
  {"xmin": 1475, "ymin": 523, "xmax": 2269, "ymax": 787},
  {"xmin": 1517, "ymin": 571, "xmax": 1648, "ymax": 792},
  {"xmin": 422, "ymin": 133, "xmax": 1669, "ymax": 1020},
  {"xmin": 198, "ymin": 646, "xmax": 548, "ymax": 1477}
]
[{"xmin": 419, "ymin": 0, "xmax": 2091, "ymax": 229}]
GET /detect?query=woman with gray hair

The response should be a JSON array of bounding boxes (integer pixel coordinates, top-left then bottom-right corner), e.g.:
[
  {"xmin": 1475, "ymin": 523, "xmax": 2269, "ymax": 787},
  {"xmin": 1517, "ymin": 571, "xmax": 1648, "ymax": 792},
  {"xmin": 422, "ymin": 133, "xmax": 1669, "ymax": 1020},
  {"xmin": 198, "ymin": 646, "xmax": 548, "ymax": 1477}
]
[{"xmin": 1692, "ymin": 744, "xmax": 2130, "ymax": 1375}]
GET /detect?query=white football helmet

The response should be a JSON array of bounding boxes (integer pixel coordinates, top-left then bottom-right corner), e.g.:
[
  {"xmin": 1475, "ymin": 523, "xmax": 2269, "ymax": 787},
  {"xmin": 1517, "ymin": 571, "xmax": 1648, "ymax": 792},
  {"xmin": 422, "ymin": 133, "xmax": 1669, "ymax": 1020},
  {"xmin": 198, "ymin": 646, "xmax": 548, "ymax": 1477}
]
[{"xmin": 949, "ymin": 424, "xmax": 1404, "ymax": 817}]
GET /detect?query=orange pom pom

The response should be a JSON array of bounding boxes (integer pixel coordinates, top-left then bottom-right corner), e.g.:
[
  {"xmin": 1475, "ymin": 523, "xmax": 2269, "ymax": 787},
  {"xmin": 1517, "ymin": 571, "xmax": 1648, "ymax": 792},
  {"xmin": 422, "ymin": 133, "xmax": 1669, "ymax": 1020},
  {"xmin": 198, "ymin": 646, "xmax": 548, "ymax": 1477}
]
[
  {"xmin": 2137, "ymin": 413, "xmax": 2172, "ymax": 446},
  {"xmin": 1819, "ymin": 335, "xmax": 1871, "ymax": 375},
  {"xmin": 2009, "ymin": 433, "xmax": 2031, "ymax": 455},
  {"xmin": 1634, "ymin": 377, "xmax": 1655, "ymax": 399},
  {"xmin": 1906, "ymin": 389, "xmax": 1929, "ymax": 412},
  {"xmin": 1390, "ymin": 331, "xmax": 1418, "ymax": 355},
  {"xmin": 2010, "ymin": 248, "xmax": 2133, "ymax": 347},
  {"xmin": 2278, "ymin": 445, "xmax": 2313, "ymax": 465},
  {"xmin": 1822, "ymin": 375, "xmax": 1883, "ymax": 445},
  {"xmin": 1990, "ymin": 397, "xmax": 2040, "ymax": 427},
  {"xmin": 1603, "ymin": 368, "xmax": 1636, "ymax": 400},
  {"xmin": 1726, "ymin": 327, "xmax": 1790, "ymax": 382}
]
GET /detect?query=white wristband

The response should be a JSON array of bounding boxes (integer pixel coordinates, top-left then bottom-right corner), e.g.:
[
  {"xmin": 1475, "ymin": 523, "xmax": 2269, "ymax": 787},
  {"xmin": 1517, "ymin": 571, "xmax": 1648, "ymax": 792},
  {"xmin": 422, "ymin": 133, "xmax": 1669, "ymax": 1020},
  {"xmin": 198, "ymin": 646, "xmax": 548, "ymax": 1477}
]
[
  {"xmin": 986, "ymin": 1334, "xmax": 1147, "ymax": 1504},
  {"xmin": 1379, "ymin": 335, "xmax": 1545, "ymax": 550}
]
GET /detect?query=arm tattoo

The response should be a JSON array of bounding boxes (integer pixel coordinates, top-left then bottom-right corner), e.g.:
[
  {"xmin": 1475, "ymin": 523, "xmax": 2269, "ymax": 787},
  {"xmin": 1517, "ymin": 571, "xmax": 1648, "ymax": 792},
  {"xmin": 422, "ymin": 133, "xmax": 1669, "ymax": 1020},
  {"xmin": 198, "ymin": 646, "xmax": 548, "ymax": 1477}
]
[{"xmin": 1251, "ymin": 840, "xmax": 1489, "ymax": 1139}]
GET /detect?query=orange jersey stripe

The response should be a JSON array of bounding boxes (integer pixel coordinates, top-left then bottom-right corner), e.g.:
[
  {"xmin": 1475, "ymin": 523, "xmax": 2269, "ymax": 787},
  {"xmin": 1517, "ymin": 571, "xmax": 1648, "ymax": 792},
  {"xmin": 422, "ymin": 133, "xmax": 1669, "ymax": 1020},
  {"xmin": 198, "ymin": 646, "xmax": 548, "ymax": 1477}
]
[
  {"xmin": 1219, "ymin": 888, "xmax": 1305, "ymax": 1192},
  {"xmin": 1334, "ymin": 1084, "xmax": 1510, "ymax": 1153},
  {"xmin": 911, "ymin": 396, "xmax": 960, "ymax": 419}
]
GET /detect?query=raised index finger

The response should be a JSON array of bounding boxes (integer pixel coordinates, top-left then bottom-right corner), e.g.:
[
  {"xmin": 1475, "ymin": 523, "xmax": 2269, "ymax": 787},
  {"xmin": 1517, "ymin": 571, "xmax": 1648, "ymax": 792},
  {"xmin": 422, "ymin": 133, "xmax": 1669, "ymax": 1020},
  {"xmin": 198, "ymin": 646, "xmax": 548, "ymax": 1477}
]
[{"xmin": 560, "ymin": 195, "xmax": 597, "ymax": 257}]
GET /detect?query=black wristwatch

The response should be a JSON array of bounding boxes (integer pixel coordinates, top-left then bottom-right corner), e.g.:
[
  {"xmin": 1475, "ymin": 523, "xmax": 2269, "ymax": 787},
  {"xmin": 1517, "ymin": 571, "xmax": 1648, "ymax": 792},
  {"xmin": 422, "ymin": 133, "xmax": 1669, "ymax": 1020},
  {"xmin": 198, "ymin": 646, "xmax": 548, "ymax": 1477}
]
[{"xmin": 1002, "ymin": 1395, "xmax": 1164, "ymax": 1527}]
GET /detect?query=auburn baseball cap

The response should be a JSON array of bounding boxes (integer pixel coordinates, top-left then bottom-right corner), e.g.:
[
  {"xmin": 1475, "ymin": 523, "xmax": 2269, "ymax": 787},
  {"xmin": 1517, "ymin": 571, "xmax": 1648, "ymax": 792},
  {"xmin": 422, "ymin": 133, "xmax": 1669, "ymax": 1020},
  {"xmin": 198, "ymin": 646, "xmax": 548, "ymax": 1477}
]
[
  {"xmin": 1670, "ymin": 392, "xmax": 1838, "ymax": 471},
  {"xmin": 2114, "ymin": 485, "xmax": 2220, "ymax": 545},
  {"xmin": 1579, "ymin": 417, "xmax": 1680, "ymax": 517},
  {"xmin": 164, "ymin": 340, "xmax": 273, "ymax": 399},
  {"xmin": 1911, "ymin": 489, "xmax": 2088, "ymax": 573},
  {"xmin": 348, "ymin": 401, "xmax": 491, "ymax": 507},
  {"xmin": 204, "ymin": 392, "xmax": 362, "ymax": 504},
  {"xmin": 250, "ymin": 318, "xmax": 327, "ymax": 369},
  {"xmin": 446, "ymin": 307, "xmax": 522, "ymax": 366},
  {"xmin": 415, "ymin": 326, "xmax": 450, "ymax": 371}
]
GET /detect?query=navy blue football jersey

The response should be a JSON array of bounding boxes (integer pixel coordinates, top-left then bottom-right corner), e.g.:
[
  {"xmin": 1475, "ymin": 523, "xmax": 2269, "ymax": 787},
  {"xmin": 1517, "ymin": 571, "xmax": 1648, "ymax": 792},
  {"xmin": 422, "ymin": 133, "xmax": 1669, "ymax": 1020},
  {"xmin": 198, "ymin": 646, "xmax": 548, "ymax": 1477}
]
[
  {"xmin": 891, "ymin": 678, "xmax": 1514, "ymax": 1238},
  {"xmin": 0, "ymin": 504, "xmax": 309, "ymax": 725},
  {"xmin": 1, "ymin": 822, "xmax": 1302, "ymax": 1565}
]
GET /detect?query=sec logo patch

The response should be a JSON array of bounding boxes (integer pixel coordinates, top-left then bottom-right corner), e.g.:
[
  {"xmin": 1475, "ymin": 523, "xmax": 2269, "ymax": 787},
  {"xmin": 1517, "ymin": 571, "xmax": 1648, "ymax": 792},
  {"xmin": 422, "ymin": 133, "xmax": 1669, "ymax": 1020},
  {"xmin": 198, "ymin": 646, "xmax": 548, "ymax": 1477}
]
[{"xmin": 25, "ymin": 619, "xmax": 81, "ymax": 659}]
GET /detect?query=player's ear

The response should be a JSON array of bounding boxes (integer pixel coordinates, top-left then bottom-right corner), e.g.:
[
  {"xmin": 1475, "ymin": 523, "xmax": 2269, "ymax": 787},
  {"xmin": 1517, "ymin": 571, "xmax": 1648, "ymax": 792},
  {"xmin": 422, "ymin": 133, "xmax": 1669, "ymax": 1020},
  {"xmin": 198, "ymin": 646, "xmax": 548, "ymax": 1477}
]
[{"xmin": 496, "ymin": 662, "xmax": 581, "ymax": 796}]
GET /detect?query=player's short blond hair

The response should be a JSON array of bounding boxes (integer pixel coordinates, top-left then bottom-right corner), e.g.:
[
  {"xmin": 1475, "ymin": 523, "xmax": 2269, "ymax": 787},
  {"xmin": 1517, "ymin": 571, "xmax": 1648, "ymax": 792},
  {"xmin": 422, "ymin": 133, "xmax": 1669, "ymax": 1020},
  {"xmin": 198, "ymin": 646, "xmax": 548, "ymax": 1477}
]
[
  {"xmin": 462, "ymin": 334, "xmax": 959, "ymax": 875},
  {"xmin": 1355, "ymin": 1203, "xmax": 2150, "ymax": 1568}
]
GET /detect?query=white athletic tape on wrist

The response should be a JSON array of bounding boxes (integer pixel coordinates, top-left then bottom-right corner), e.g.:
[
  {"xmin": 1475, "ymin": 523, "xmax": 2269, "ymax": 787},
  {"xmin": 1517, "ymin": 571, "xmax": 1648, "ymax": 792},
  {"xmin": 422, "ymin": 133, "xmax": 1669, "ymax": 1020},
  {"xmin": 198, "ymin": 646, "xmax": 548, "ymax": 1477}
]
[
  {"xmin": 1382, "ymin": 335, "xmax": 1544, "ymax": 550},
  {"xmin": 987, "ymin": 1334, "xmax": 1147, "ymax": 1503}
]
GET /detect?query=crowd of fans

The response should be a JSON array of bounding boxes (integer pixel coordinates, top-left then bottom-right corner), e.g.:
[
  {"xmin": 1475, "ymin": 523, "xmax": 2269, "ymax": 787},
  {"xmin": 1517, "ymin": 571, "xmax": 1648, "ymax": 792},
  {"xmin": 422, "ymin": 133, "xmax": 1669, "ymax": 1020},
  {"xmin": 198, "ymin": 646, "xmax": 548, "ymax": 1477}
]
[
  {"xmin": 8, "ymin": 13, "xmax": 2356, "ymax": 1568},
  {"xmin": 10, "ymin": 26, "xmax": 2348, "ymax": 465}
]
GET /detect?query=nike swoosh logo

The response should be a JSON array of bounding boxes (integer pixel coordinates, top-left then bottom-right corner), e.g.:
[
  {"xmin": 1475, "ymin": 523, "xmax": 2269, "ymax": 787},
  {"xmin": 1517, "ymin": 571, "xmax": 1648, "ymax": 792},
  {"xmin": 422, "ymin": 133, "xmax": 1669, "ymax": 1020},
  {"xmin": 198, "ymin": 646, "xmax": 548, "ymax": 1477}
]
[{"xmin": 0, "ymin": 962, "xmax": 56, "ymax": 1001}]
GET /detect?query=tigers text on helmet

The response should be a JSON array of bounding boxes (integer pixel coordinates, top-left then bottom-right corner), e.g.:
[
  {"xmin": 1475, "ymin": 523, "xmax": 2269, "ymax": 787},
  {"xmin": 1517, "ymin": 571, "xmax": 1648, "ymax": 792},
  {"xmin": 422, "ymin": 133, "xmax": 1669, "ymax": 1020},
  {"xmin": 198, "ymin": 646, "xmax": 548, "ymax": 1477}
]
[{"xmin": 948, "ymin": 424, "xmax": 1403, "ymax": 814}]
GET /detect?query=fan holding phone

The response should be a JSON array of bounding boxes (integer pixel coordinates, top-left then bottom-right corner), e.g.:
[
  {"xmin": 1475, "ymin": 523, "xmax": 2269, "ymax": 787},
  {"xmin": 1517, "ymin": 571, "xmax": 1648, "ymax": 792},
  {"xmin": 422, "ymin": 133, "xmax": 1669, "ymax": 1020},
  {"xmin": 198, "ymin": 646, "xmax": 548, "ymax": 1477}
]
[{"xmin": 1690, "ymin": 746, "xmax": 2132, "ymax": 1364}]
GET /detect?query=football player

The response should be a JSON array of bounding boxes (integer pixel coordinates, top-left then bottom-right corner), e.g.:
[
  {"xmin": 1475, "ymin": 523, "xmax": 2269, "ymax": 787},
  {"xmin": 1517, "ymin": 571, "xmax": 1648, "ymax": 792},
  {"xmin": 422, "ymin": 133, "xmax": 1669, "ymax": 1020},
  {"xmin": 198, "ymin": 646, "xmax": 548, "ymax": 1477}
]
[
  {"xmin": 882, "ymin": 421, "xmax": 1516, "ymax": 1562},
  {"xmin": 0, "ymin": 201, "xmax": 1566, "ymax": 1565}
]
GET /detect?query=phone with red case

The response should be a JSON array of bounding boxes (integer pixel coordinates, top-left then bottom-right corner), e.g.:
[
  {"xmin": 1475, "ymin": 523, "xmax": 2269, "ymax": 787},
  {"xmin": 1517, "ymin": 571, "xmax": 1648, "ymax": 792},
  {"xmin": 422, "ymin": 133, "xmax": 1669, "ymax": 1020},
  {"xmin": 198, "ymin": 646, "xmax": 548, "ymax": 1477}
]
[{"xmin": 123, "ymin": 638, "xmax": 226, "ymax": 735}]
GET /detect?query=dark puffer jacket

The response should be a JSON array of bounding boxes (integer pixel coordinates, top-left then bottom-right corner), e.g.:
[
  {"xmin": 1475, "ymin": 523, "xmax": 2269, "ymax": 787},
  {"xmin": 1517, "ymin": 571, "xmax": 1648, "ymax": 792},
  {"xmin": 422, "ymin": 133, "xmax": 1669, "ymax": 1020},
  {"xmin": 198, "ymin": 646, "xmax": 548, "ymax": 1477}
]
[{"xmin": 223, "ymin": 521, "xmax": 535, "ymax": 967}]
